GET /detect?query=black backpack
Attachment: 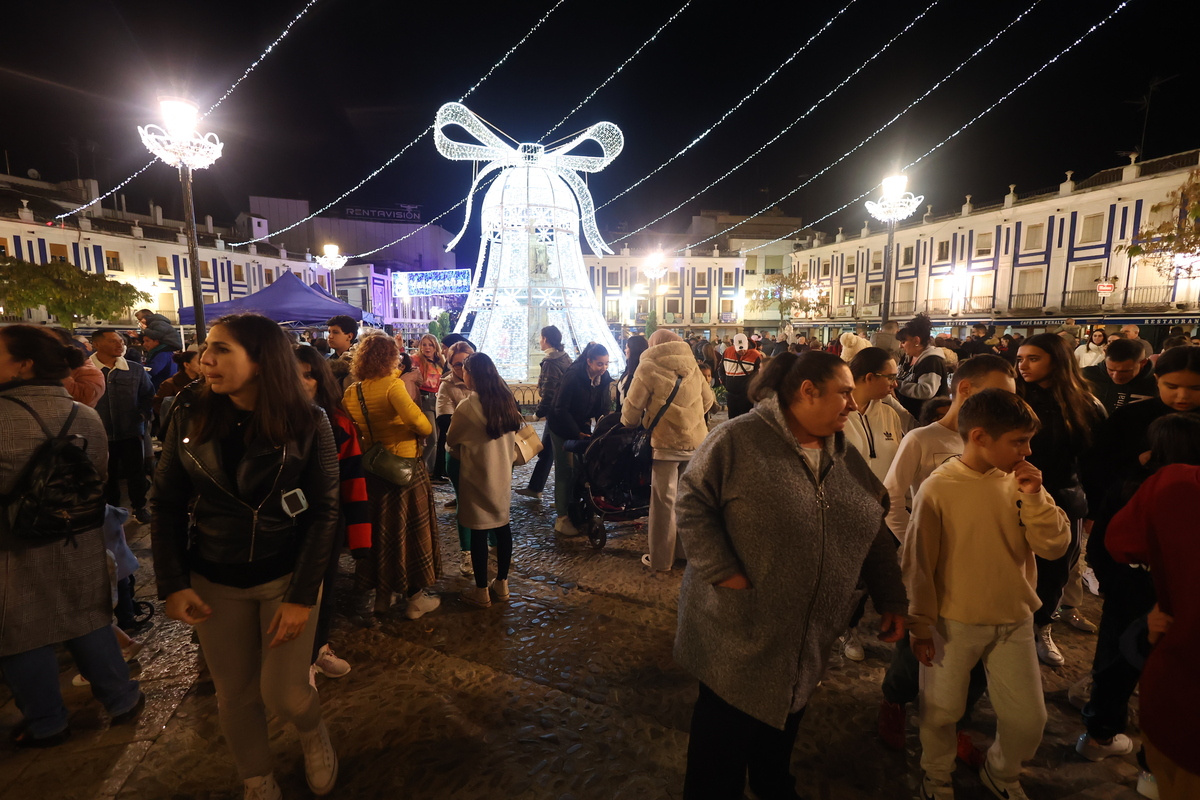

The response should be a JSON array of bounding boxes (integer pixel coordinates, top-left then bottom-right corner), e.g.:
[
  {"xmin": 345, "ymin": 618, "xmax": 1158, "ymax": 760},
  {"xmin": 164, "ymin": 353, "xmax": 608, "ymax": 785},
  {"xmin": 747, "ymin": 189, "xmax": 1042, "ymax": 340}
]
[{"xmin": 0, "ymin": 396, "xmax": 107, "ymax": 545}]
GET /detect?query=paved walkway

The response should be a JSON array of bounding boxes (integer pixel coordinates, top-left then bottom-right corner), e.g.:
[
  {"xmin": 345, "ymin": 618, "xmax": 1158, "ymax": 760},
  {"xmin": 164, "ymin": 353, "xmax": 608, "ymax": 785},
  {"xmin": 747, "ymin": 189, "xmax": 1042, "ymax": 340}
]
[{"xmin": 0, "ymin": 425, "xmax": 1146, "ymax": 799}]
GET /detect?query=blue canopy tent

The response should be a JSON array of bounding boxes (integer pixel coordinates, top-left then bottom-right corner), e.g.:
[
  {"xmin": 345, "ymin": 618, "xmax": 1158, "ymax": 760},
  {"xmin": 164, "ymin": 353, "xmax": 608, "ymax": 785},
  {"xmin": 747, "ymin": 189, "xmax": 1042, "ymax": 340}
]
[
  {"xmin": 310, "ymin": 281, "xmax": 336, "ymax": 298},
  {"xmin": 179, "ymin": 270, "xmax": 381, "ymax": 327}
]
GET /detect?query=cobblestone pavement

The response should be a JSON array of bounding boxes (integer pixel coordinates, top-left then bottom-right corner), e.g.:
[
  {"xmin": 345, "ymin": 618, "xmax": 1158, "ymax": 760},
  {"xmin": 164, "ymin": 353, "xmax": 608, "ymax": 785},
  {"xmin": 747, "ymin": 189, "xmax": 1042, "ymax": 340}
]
[{"xmin": 0, "ymin": 423, "xmax": 1147, "ymax": 800}]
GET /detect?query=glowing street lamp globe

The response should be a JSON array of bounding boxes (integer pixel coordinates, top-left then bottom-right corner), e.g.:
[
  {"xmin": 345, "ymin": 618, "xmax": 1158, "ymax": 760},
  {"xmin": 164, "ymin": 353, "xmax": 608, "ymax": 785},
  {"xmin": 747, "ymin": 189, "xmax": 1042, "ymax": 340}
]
[
  {"xmin": 642, "ymin": 251, "xmax": 668, "ymax": 281},
  {"xmin": 865, "ymin": 174, "xmax": 924, "ymax": 224},
  {"xmin": 316, "ymin": 243, "xmax": 348, "ymax": 271},
  {"xmin": 138, "ymin": 97, "xmax": 223, "ymax": 171}
]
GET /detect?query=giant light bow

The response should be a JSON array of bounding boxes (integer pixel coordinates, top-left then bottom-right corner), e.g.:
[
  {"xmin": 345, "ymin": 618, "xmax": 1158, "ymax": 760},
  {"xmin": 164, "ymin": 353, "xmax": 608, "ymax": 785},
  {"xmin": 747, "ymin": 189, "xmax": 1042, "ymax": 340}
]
[{"xmin": 435, "ymin": 102, "xmax": 627, "ymax": 382}]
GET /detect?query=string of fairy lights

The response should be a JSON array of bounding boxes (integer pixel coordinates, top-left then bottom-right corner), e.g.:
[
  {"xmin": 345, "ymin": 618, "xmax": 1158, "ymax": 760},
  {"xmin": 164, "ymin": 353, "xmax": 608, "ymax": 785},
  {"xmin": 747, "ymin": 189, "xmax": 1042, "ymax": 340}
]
[
  {"xmin": 54, "ymin": 0, "xmax": 325, "ymax": 220},
  {"xmin": 607, "ymin": 0, "xmax": 951, "ymax": 246},
  {"xmin": 229, "ymin": 0, "xmax": 571, "ymax": 246},
  {"xmin": 595, "ymin": 0, "xmax": 858, "ymax": 212},
  {"xmin": 734, "ymin": 0, "xmax": 1134, "ymax": 255}
]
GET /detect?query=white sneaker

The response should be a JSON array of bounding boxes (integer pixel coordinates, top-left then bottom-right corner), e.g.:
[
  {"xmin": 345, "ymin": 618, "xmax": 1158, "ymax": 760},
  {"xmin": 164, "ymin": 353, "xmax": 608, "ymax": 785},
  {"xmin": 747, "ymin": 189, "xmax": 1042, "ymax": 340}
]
[
  {"xmin": 459, "ymin": 550, "xmax": 474, "ymax": 577},
  {"xmin": 244, "ymin": 773, "xmax": 282, "ymax": 800},
  {"xmin": 554, "ymin": 516, "xmax": 580, "ymax": 537},
  {"xmin": 979, "ymin": 763, "xmax": 1029, "ymax": 800},
  {"xmin": 840, "ymin": 628, "xmax": 866, "ymax": 662},
  {"xmin": 921, "ymin": 773, "xmax": 955, "ymax": 800},
  {"xmin": 461, "ymin": 585, "xmax": 491, "ymax": 608},
  {"xmin": 1137, "ymin": 770, "xmax": 1159, "ymax": 799},
  {"xmin": 1075, "ymin": 732, "xmax": 1134, "ymax": 761},
  {"xmin": 1036, "ymin": 625, "xmax": 1064, "ymax": 667},
  {"xmin": 404, "ymin": 589, "xmax": 441, "ymax": 620},
  {"xmin": 1083, "ymin": 567, "xmax": 1101, "ymax": 596},
  {"xmin": 299, "ymin": 720, "xmax": 338, "ymax": 795},
  {"xmin": 313, "ymin": 644, "xmax": 351, "ymax": 678},
  {"xmin": 489, "ymin": 578, "xmax": 509, "ymax": 601}
]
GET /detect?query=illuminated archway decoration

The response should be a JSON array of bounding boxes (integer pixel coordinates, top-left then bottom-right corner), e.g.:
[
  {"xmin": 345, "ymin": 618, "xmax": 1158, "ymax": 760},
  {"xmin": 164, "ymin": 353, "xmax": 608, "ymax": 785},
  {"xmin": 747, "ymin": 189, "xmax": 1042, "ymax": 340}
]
[{"xmin": 435, "ymin": 102, "xmax": 626, "ymax": 381}]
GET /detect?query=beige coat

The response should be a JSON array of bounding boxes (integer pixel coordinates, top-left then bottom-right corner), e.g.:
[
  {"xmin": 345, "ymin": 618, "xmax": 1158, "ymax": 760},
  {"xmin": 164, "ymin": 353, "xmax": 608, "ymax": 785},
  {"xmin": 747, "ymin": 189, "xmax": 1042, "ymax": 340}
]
[
  {"xmin": 621, "ymin": 341, "xmax": 715, "ymax": 453},
  {"xmin": 436, "ymin": 371, "xmax": 472, "ymax": 416},
  {"xmin": 446, "ymin": 394, "xmax": 516, "ymax": 529}
]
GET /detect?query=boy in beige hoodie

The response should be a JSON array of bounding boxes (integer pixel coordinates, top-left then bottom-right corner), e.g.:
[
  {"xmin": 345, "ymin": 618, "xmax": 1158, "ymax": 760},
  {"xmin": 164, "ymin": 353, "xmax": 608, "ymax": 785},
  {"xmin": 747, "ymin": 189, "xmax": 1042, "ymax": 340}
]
[{"xmin": 901, "ymin": 389, "xmax": 1071, "ymax": 800}]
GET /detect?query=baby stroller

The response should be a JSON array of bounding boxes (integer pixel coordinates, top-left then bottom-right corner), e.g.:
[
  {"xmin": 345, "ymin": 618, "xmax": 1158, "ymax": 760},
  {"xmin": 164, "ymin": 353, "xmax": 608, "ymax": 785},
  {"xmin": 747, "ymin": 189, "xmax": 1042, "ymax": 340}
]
[{"xmin": 564, "ymin": 376, "xmax": 683, "ymax": 549}]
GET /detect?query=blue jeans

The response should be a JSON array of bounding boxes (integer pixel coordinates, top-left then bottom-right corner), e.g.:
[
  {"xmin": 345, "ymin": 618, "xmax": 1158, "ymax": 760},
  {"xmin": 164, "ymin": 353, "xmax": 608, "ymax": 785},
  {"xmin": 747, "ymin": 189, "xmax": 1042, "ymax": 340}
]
[
  {"xmin": 1, "ymin": 624, "xmax": 141, "ymax": 738},
  {"xmin": 525, "ymin": 427, "xmax": 555, "ymax": 493}
]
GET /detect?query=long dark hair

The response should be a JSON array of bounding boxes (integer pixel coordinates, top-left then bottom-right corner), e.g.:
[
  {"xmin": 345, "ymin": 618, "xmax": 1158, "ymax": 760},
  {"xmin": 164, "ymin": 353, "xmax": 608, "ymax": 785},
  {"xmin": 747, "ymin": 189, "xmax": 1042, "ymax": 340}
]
[
  {"xmin": 1017, "ymin": 332, "xmax": 1101, "ymax": 442},
  {"xmin": 194, "ymin": 314, "xmax": 316, "ymax": 446},
  {"xmin": 748, "ymin": 350, "xmax": 847, "ymax": 404},
  {"xmin": 464, "ymin": 352, "xmax": 522, "ymax": 439},
  {"xmin": 0, "ymin": 324, "xmax": 82, "ymax": 380},
  {"xmin": 295, "ymin": 345, "xmax": 346, "ymax": 421},
  {"xmin": 1146, "ymin": 413, "xmax": 1200, "ymax": 473},
  {"xmin": 620, "ymin": 335, "xmax": 648, "ymax": 394}
]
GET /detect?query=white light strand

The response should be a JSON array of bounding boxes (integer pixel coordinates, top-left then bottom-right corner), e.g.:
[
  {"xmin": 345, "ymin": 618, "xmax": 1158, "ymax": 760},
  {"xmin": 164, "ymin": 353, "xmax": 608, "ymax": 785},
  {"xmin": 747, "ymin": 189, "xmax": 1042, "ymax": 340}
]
[
  {"xmin": 55, "ymin": 0, "xmax": 323, "ymax": 220},
  {"xmin": 596, "ymin": 0, "xmax": 858, "ymax": 212},
  {"xmin": 744, "ymin": 0, "xmax": 1134, "ymax": 254},
  {"xmin": 539, "ymin": 0, "xmax": 693, "ymax": 142},
  {"xmin": 229, "ymin": 0, "xmax": 570, "ymax": 247},
  {"xmin": 203, "ymin": 0, "xmax": 323, "ymax": 118},
  {"xmin": 347, "ymin": 199, "xmax": 469, "ymax": 258},
  {"xmin": 679, "ymin": 0, "xmax": 1046, "ymax": 253},
  {"xmin": 609, "ymin": 0, "xmax": 943, "ymax": 245}
]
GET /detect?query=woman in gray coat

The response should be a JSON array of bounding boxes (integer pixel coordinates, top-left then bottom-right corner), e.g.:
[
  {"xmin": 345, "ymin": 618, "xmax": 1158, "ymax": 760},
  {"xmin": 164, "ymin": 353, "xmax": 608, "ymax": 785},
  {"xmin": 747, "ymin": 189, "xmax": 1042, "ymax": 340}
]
[
  {"xmin": 0, "ymin": 325, "xmax": 143, "ymax": 747},
  {"xmin": 674, "ymin": 350, "xmax": 909, "ymax": 799}
]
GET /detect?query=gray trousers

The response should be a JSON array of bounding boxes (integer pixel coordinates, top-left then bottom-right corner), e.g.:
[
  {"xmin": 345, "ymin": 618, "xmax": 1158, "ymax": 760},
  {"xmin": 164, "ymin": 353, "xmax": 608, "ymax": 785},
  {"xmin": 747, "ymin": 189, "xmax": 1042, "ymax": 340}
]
[
  {"xmin": 647, "ymin": 459, "xmax": 688, "ymax": 571},
  {"xmin": 192, "ymin": 573, "xmax": 323, "ymax": 780}
]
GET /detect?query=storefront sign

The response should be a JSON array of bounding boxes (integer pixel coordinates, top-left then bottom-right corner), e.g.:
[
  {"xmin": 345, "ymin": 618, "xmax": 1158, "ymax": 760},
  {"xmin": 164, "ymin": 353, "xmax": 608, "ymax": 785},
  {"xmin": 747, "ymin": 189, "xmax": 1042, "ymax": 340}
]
[
  {"xmin": 391, "ymin": 268, "xmax": 472, "ymax": 297},
  {"xmin": 344, "ymin": 204, "xmax": 423, "ymax": 223}
]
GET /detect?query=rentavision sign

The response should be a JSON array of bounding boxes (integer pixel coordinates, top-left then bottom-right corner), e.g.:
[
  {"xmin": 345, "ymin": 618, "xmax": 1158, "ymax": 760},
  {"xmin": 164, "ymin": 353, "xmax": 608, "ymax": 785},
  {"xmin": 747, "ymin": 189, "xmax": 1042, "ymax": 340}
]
[{"xmin": 343, "ymin": 204, "xmax": 422, "ymax": 223}]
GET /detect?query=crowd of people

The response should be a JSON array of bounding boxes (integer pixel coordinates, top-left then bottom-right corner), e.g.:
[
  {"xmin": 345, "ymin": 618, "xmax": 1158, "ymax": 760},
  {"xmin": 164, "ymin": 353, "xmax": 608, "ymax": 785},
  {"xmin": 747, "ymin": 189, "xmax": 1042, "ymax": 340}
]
[{"xmin": 1, "ymin": 307, "xmax": 1197, "ymax": 800}]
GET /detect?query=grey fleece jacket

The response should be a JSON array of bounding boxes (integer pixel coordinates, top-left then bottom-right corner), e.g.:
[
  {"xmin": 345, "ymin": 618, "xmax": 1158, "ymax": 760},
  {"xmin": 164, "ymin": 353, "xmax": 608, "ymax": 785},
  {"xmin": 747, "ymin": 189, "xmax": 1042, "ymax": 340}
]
[{"xmin": 674, "ymin": 393, "xmax": 908, "ymax": 729}]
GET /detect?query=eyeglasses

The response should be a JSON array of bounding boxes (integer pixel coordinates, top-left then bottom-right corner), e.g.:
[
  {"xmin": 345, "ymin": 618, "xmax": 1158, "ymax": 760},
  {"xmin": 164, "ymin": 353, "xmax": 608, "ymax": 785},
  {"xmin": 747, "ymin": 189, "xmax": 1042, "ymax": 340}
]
[
  {"xmin": 451, "ymin": 360, "xmax": 468, "ymax": 369},
  {"xmin": 874, "ymin": 373, "xmax": 899, "ymax": 383}
]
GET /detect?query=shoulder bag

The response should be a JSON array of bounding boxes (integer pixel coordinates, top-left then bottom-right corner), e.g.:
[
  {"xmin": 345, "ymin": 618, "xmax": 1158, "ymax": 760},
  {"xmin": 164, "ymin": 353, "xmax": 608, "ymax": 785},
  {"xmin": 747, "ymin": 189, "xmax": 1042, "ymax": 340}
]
[
  {"xmin": 513, "ymin": 422, "xmax": 544, "ymax": 466},
  {"xmin": 630, "ymin": 374, "xmax": 683, "ymax": 465},
  {"xmin": 355, "ymin": 382, "xmax": 420, "ymax": 488}
]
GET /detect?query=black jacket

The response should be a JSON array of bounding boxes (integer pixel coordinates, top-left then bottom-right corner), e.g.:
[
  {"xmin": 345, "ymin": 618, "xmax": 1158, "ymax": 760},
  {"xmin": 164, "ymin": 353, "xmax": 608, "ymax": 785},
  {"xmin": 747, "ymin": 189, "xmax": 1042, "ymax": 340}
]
[
  {"xmin": 548, "ymin": 362, "xmax": 613, "ymax": 440},
  {"xmin": 1082, "ymin": 362, "xmax": 1158, "ymax": 416},
  {"xmin": 535, "ymin": 349, "xmax": 572, "ymax": 419},
  {"xmin": 1022, "ymin": 382, "xmax": 1098, "ymax": 519},
  {"xmin": 959, "ymin": 337, "xmax": 996, "ymax": 359},
  {"xmin": 150, "ymin": 397, "xmax": 340, "ymax": 606}
]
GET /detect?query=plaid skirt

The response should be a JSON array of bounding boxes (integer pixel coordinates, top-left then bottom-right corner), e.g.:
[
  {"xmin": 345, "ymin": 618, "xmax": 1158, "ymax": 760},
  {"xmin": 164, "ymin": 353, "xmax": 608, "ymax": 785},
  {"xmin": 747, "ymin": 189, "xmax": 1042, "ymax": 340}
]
[{"xmin": 355, "ymin": 464, "xmax": 442, "ymax": 597}]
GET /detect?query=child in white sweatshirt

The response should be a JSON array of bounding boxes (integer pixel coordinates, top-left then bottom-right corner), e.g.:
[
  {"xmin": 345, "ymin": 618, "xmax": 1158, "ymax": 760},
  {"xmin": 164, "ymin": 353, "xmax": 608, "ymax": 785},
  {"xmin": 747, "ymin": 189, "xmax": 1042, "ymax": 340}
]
[{"xmin": 901, "ymin": 389, "xmax": 1071, "ymax": 800}]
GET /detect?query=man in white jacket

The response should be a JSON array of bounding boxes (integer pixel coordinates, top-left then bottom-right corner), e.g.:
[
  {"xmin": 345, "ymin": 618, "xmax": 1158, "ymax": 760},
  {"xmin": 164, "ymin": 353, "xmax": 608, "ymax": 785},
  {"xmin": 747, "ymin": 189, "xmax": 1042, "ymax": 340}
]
[{"xmin": 902, "ymin": 389, "xmax": 1070, "ymax": 800}]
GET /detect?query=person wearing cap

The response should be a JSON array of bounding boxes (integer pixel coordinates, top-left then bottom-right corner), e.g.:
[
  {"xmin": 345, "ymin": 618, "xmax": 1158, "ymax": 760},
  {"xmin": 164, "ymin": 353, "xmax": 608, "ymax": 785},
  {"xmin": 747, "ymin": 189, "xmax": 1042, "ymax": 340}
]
[
  {"xmin": 141, "ymin": 323, "xmax": 181, "ymax": 390},
  {"xmin": 720, "ymin": 334, "xmax": 763, "ymax": 418}
]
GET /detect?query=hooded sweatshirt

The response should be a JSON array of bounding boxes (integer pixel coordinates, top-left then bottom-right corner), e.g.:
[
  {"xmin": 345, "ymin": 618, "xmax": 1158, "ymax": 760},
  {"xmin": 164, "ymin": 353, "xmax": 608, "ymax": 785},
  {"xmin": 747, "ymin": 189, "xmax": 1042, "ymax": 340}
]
[
  {"xmin": 901, "ymin": 457, "xmax": 1071, "ymax": 640},
  {"xmin": 896, "ymin": 345, "xmax": 948, "ymax": 418},
  {"xmin": 842, "ymin": 399, "xmax": 904, "ymax": 484}
]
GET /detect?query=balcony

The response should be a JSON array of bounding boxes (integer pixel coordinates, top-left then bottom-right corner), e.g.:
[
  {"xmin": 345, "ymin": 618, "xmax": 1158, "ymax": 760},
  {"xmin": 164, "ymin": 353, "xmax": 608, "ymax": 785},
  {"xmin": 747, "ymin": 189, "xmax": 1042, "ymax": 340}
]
[
  {"xmin": 691, "ymin": 313, "xmax": 711, "ymax": 324},
  {"xmin": 835, "ymin": 304, "xmax": 855, "ymax": 318},
  {"xmin": 924, "ymin": 297, "xmax": 952, "ymax": 315},
  {"xmin": 1061, "ymin": 290, "xmax": 1104, "ymax": 312},
  {"xmin": 605, "ymin": 313, "xmax": 622, "ymax": 323},
  {"xmin": 1123, "ymin": 285, "xmax": 1172, "ymax": 310},
  {"xmin": 890, "ymin": 299, "xmax": 916, "ymax": 317},
  {"xmin": 860, "ymin": 303, "xmax": 882, "ymax": 317},
  {"xmin": 965, "ymin": 295, "xmax": 994, "ymax": 314},
  {"xmin": 1009, "ymin": 292, "xmax": 1046, "ymax": 311}
]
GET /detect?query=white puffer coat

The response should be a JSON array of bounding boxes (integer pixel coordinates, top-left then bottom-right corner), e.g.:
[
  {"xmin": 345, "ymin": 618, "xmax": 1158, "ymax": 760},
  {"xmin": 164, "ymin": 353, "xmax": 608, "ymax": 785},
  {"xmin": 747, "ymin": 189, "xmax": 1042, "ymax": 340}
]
[{"xmin": 620, "ymin": 341, "xmax": 715, "ymax": 453}]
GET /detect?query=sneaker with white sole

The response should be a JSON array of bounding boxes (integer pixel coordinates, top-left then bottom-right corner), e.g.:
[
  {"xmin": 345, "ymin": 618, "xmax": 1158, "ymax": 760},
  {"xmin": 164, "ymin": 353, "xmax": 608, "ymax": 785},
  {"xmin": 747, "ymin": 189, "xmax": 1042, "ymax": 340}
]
[
  {"xmin": 461, "ymin": 585, "xmax": 491, "ymax": 608},
  {"xmin": 243, "ymin": 773, "xmax": 282, "ymax": 800},
  {"xmin": 1136, "ymin": 770, "xmax": 1159, "ymax": 799},
  {"xmin": 1060, "ymin": 606, "xmax": 1098, "ymax": 633},
  {"xmin": 921, "ymin": 773, "xmax": 955, "ymax": 800},
  {"xmin": 1036, "ymin": 625, "xmax": 1064, "ymax": 667},
  {"xmin": 1075, "ymin": 732, "xmax": 1133, "ymax": 761},
  {"xmin": 313, "ymin": 644, "xmax": 351, "ymax": 678},
  {"xmin": 979, "ymin": 762, "xmax": 1029, "ymax": 800},
  {"xmin": 300, "ymin": 720, "xmax": 338, "ymax": 795},
  {"xmin": 459, "ymin": 550, "xmax": 474, "ymax": 577},
  {"xmin": 554, "ymin": 516, "xmax": 580, "ymax": 537},
  {"xmin": 840, "ymin": 628, "xmax": 866, "ymax": 662},
  {"xmin": 489, "ymin": 578, "xmax": 509, "ymax": 601},
  {"xmin": 404, "ymin": 589, "xmax": 441, "ymax": 620}
]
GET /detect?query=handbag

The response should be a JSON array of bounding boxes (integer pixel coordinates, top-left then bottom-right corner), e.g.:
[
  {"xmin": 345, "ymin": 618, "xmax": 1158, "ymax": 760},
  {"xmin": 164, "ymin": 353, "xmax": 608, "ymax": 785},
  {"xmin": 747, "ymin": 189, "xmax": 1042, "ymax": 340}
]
[
  {"xmin": 513, "ymin": 422, "xmax": 544, "ymax": 466},
  {"xmin": 630, "ymin": 375, "xmax": 683, "ymax": 464},
  {"xmin": 355, "ymin": 383, "xmax": 421, "ymax": 488}
]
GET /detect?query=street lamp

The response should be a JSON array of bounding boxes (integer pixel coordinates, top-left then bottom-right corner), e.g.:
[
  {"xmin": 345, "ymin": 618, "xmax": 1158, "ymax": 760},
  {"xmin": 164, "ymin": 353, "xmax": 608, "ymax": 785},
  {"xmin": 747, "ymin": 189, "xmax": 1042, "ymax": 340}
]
[
  {"xmin": 641, "ymin": 251, "xmax": 668, "ymax": 328},
  {"xmin": 316, "ymin": 243, "xmax": 348, "ymax": 271},
  {"xmin": 139, "ymin": 97, "xmax": 222, "ymax": 343},
  {"xmin": 865, "ymin": 174, "xmax": 923, "ymax": 325}
]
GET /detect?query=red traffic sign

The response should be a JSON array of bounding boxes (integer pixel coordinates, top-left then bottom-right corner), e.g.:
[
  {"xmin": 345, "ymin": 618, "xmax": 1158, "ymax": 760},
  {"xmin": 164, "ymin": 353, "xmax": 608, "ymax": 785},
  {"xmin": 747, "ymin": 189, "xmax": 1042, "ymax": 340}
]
[{"xmin": 1096, "ymin": 282, "xmax": 1116, "ymax": 295}]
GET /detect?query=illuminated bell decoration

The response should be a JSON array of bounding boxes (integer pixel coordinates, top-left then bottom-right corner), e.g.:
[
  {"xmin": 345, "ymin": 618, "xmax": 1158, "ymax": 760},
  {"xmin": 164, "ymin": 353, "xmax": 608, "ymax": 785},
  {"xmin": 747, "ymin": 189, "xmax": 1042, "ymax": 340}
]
[
  {"xmin": 435, "ymin": 102, "xmax": 626, "ymax": 382},
  {"xmin": 316, "ymin": 244, "xmax": 348, "ymax": 271}
]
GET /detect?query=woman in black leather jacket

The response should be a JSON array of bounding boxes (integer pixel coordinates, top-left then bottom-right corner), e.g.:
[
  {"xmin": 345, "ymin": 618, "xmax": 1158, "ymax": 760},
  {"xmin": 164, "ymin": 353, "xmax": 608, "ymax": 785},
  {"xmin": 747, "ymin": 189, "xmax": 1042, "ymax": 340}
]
[
  {"xmin": 151, "ymin": 313, "xmax": 340, "ymax": 799},
  {"xmin": 1016, "ymin": 333, "xmax": 1105, "ymax": 668}
]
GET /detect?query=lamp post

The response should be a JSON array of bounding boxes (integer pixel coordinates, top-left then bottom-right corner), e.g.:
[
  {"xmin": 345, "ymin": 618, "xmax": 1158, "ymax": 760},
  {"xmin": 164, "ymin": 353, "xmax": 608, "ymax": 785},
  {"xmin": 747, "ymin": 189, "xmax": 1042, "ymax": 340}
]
[
  {"xmin": 316, "ymin": 243, "xmax": 348, "ymax": 271},
  {"xmin": 139, "ymin": 97, "xmax": 223, "ymax": 344},
  {"xmin": 865, "ymin": 175, "xmax": 923, "ymax": 325}
]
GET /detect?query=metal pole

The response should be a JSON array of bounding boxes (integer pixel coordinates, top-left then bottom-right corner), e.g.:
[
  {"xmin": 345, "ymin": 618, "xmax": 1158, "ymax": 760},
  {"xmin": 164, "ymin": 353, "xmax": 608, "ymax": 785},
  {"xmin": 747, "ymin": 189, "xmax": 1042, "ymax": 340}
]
[
  {"xmin": 179, "ymin": 164, "xmax": 207, "ymax": 344},
  {"xmin": 881, "ymin": 220, "xmax": 896, "ymax": 325}
]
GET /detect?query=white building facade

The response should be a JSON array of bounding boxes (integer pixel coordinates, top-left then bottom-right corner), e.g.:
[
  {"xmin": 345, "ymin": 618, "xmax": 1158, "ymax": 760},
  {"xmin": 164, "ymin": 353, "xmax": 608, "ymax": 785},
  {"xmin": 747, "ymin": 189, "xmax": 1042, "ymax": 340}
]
[{"xmin": 792, "ymin": 149, "xmax": 1200, "ymax": 336}]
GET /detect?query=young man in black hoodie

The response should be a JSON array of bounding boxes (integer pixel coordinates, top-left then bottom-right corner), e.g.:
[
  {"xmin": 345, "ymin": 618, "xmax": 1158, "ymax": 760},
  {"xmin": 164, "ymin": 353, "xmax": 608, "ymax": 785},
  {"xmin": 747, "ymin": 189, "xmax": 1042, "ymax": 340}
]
[{"xmin": 1081, "ymin": 337, "xmax": 1158, "ymax": 415}]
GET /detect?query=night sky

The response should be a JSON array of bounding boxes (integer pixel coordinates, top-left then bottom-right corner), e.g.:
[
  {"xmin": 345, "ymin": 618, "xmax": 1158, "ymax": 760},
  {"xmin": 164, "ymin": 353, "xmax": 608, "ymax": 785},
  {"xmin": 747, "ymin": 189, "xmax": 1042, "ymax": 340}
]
[{"xmin": 2, "ymin": 0, "xmax": 1196, "ymax": 256}]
